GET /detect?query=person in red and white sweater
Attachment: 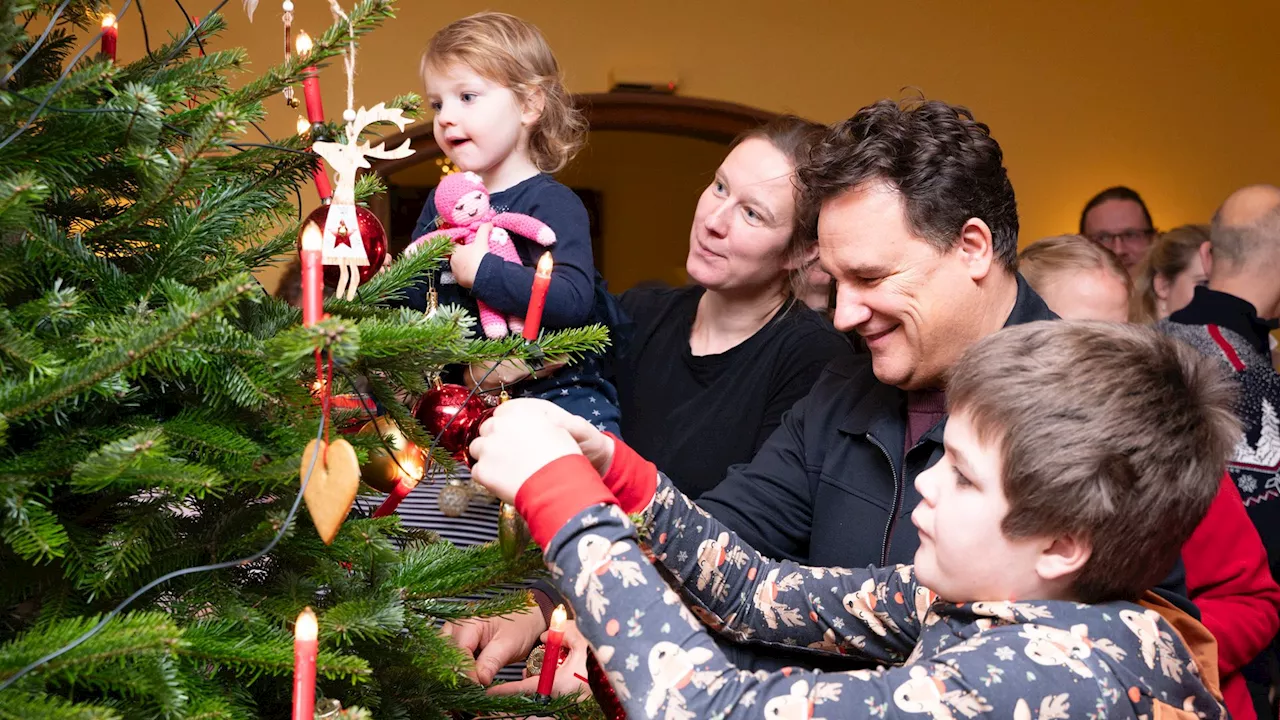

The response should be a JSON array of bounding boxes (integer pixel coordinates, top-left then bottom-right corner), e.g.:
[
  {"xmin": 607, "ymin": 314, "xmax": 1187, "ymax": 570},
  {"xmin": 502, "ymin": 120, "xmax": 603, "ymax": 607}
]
[{"xmin": 1182, "ymin": 474, "xmax": 1280, "ymax": 720}]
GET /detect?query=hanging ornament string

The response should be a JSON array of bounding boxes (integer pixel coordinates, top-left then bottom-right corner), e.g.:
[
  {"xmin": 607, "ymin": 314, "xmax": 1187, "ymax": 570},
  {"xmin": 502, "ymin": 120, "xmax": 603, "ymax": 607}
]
[
  {"xmin": 187, "ymin": 15, "xmax": 206, "ymax": 108},
  {"xmin": 281, "ymin": 1, "xmax": 298, "ymax": 108},
  {"xmin": 324, "ymin": 348, "xmax": 334, "ymax": 446},
  {"xmin": 326, "ymin": 0, "xmax": 358, "ymax": 127}
]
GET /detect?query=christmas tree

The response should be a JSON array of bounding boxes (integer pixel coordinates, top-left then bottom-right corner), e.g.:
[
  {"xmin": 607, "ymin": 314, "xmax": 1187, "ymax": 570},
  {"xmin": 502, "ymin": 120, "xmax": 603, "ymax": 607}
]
[{"xmin": 0, "ymin": 2, "xmax": 605, "ymax": 717}]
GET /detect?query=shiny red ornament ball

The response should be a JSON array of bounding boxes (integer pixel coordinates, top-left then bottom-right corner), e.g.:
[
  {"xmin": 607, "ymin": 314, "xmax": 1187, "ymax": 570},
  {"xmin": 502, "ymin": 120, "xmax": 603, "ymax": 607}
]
[
  {"xmin": 587, "ymin": 652, "xmax": 627, "ymax": 719},
  {"xmin": 462, "ymin": 406, "xmax": 496, "ymax": 467},
  {"xmin": 412, "ymin": 383, "xmax": 489, "ymax": 464},
  {"xmin": 296, "ymin": 204, "xmax": 388, "ymax": 289}
]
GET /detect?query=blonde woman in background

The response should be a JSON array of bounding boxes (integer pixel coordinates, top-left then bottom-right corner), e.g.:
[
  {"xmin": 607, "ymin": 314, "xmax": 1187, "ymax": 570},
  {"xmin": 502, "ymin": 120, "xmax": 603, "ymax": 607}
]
[
  {"xmin": 1131, "ymin": 224, "xmax": 1211, "ymax": 323},
  {"xmin": 1018, "ymin": 234, "xmax": 1131, "ymax": 321}
]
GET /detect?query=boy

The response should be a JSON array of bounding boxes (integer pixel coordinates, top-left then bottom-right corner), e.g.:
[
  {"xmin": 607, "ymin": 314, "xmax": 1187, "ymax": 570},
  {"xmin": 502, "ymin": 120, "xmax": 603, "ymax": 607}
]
[{"xmin": 470, "ymin": 321, "xmax": 1240, "ymax": 719}]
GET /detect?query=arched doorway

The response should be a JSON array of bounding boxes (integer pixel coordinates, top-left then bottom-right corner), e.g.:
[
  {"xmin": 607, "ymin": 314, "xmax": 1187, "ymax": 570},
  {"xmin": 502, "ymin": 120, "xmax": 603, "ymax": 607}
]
[{"xmin": 368, "ymin": 93, "xmax": 778, "ymax": 291}]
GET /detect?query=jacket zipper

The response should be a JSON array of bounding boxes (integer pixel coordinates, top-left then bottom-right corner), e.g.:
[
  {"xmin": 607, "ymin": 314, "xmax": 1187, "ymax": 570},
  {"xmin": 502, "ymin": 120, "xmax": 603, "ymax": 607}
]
[{"xmin": 867, "ymin": 435, "xmax": 900, "ymax": 567}]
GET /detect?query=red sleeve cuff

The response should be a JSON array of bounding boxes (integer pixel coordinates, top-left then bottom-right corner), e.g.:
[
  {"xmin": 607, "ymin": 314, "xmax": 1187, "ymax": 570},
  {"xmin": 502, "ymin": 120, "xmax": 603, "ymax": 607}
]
[
  {"xmin": 515, "ymin": 454, "xmax": 617, "ymax": 550},
  {"xmin": 602, "ymin": 433, "xmax": 658, "ymax": 514}
]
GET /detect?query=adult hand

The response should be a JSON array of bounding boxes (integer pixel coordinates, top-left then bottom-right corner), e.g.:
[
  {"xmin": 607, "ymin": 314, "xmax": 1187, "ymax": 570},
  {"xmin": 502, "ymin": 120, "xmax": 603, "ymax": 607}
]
[
  {"xmin": 441, "ymin": 610, "xmax": 547, "ymax": 686},
  {"xmin": 450, "ymin": 223, "xmax": 490, "ymax": 288},
  {"xmin": 468, "ymin": 399, "xmax": 584, "ymax": 504},
  {"xmin": 489, "ymin": 618, "xmax": 591, "ymax": 698},
  {"xmin": 464, "ymin": 357, "xmax": 570, "ymax": 392}
]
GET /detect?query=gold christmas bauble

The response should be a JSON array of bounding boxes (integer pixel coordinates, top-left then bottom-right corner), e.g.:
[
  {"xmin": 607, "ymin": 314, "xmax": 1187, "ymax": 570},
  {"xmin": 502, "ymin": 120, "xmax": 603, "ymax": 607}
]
[
  {"xmin": 498, "ymin": 502, "xmax": 532, "ymax": 560},
  {"xmin": 523, "ymin": 644, "xmax": 545, "ymax": 678},
  {"xmin": 356, "ymin": 418, "xmax": 425, "ymax": 494},
  {"xmin": 467, "ymin": 479, "xmax": 498, "ymax": 505},
  {"xmin": 437, "ymin": 479, "xmax": 471, "ymax": 517}
]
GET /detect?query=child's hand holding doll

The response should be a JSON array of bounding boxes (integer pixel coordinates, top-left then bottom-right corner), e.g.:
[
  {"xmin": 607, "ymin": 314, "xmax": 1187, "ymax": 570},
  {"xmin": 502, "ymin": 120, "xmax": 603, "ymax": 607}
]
[{"xmin": 448, "ymin": 223, "xmax": 490, "ymax": 288}]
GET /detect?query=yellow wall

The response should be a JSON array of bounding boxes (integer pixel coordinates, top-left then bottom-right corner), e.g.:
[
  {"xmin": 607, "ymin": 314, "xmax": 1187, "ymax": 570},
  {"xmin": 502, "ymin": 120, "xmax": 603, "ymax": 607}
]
[
  {"xmin": 114, "ymin": 0, "xmax": 1280, "ymax": 292},
  {"xmin": 391, "ymin": 131, "xmax": 727, "ymax": 291}
]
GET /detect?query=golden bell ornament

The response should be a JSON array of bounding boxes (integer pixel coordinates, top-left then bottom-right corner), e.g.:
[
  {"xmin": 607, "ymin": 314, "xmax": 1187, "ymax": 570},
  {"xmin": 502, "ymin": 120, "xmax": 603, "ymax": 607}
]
[
  {"xmin": 437, "ymin": 478, "xmax": 472, "ymax": 517},
  {"xmin": 523, "ymin": 644, "xmax": 546, "ymax": 678},
  {"xmin": 497, "ymin": 502, "xmax": 532, "ymax": 560},
  {"xmin": 314, "ymin": 698, "xmax": 342, "ymax": 719},
  {"xmin": 466, "ymin": 479, "xmax": 498, "ymax": 505},
  {"xmin": 356, "ymin": 417, "xmax": 425, "ymax": 494}
]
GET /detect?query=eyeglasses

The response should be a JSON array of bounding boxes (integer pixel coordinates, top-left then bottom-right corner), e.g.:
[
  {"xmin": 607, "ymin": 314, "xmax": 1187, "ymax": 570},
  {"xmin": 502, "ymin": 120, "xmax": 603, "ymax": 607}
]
[{"xmin": 1087, "ymin": 228, "xmax": 1155, "ymax": 248}]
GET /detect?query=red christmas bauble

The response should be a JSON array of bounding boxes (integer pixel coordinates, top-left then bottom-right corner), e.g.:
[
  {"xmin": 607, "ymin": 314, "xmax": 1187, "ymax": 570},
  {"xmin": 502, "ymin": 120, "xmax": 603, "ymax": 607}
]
[
  {"xmin": 463, "ymin": 406, "xmax": 496, "ymax": 467},
  {"xmin": 412, "ymin": 383, "xmax": 489, "ymax": 463},
  {"xmin": 296, "ymin": 204, "xmax": 388, "ymax": 289},
  {"xmin": 587, "ymin": 652, "xmax": 627, "ymax": 720}
]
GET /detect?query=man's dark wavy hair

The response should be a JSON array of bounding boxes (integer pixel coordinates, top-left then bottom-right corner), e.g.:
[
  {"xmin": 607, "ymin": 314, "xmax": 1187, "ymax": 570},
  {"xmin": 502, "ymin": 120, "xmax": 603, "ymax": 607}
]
[{"xmin": 797, "ymin": 98, "xmax": 1019, "ymax": 269}]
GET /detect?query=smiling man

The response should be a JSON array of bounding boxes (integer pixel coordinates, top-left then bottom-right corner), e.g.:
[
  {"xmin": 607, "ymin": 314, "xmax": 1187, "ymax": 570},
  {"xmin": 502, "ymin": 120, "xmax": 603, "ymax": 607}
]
[
  {"xmin": 441, "ymin": 98, "xmax": 1197, "ymax": 679},
  {"xmin": 697, "ymin": 99, "xmax": 1040, "ymax": 568},
  {"xmin": 695, "ymin": 100, "xmax": 1194, "ymax": 665}
]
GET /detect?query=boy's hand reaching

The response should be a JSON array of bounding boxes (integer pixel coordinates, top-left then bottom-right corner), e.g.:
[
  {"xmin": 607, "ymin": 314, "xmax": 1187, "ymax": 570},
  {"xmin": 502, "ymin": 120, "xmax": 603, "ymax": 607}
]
[
  {"xmin": 469, "ymin": 399, "xmax": 585, "ymax": 504},
  {"xmin": 477, "ymin": 399, "xmax": 615, "ymax": 476}
]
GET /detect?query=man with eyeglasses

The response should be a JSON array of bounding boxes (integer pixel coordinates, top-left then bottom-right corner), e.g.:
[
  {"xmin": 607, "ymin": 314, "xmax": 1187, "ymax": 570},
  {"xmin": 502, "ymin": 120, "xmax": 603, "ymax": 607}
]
[{"xmin": 1080, "ymin": 185, "xmax": 1156, "ymax": 274}]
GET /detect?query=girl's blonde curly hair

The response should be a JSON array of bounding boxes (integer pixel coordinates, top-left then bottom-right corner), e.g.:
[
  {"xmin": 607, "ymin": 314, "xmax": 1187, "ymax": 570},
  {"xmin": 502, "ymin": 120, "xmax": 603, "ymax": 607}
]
[{"xmin": 422, "ymin": 12, "xmax": 585, "ymax": 173}]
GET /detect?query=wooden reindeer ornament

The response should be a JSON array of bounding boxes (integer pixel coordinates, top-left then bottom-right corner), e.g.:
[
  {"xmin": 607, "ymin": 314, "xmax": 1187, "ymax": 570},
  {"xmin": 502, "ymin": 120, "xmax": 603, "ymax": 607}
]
[{"xmin": 312, "ymin": 103, "xmax": 414, "ymax": 300}]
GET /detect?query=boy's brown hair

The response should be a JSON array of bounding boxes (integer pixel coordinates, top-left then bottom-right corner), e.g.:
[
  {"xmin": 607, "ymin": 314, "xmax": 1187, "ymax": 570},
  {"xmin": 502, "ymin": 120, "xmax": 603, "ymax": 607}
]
[
  {"xmin": 947, "ymin": 321, "xmax": 1240, "ymax": 604},
  {"xmin": 422, "ymin": 12, "xmax": 585, "ymax": 173}
]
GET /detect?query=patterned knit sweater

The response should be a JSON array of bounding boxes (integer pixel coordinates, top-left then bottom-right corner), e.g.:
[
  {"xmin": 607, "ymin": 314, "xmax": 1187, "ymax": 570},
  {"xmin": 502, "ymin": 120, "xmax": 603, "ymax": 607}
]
[
  {"xmin": 520, "ymin": 454, "xmax": 1229, "ymax": 720},
  {"xmin": 1159, "ymin": 320, "xmax": 1280, "ymax": 581}
]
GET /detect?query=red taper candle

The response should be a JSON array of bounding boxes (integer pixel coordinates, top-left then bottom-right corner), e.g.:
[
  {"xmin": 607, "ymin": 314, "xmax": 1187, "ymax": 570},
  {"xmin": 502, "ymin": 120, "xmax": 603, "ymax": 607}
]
[
  {"xmin": 293, "ymin": 32, "xmax": 332, "ymax": 201},
  {"xmin": 372, "ymin": 454, "xmax": 424, "ymax": 517},
  {"xmin": 292, "ymin": 607, "xmax": 318, "ymax": 720},
  {"xmin": 300, "ymin": 221, "xmax": 324, "ymax": 327},
  {"xmin": 295, "ymin": 32, "xmax": 324, "ymax": 124},
  {"xmin": 522, "ymin": 253, "xmax": 553, "ymax": 341},
  {"xmin": 536, "ymin": 605, "xmax": 568, "ymax": 696},
  {"xmin": 296, "ymin": 117, "xmax": 333, "ymax": 201},
  {"xmin": 371, "ymin": 477, "xmax": 415, "ymax": 517},
  {"xmin": 100, "ymin": 14, "xmax": 118, "ymax": 61}
]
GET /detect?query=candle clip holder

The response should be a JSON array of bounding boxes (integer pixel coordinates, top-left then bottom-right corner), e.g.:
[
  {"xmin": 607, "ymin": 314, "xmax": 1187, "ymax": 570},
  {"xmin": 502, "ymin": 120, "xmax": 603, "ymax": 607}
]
[{"xmin": 524, "ymin": 341, "xmax": 546, "ymax": 372}]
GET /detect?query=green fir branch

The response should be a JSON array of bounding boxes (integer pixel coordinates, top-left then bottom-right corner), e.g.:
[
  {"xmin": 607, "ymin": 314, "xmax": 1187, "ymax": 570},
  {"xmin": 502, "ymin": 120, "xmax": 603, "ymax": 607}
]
[
  {"xmin": 0, "ymin": 611, "xmax": 181, "ymax": 687},
  {"xmin": 1, "ymin": 494, "xmax": 68, "ymax": 564},
  {"xmin": 161, "ymin": 410, "xmax": 265, "ymax": 471},
  {"xmin": 178, "ymin": 622, "xmax": 370, "ymax": 683},
  {"xmin": 134, "ymin": 13, "xmax": 232, "ymax": 82},
  {"xmin": 16, "ymin": 215, "xmax": 127, "ymax": 295},
  {"xmin": 393, "ymin": 541, "xmax": 544, "ymax": 601},
  {"xmin": 319, "ymin": 596, "xmax": 406, "ymax": 647},
  {"xmin": 349, "ymin": 236, "xmax": 450, "ymax": 306},
  {"xmin": 0, "ymin": 310, "xmax": 62, "ymax": 379},
  {"xmin": 0, "ymin": 170, "xmax": 51, "ymax": 232},
  {"xmin": 0, "ymin": 274, "xmax": 257, "ymax": 421},
  {"xmin": 406, "ymin": 591, "xmax": 537, "ymax": 622},
  {"xmin": 0, "ymin": 691, "xmax": 120, "ymax": 720}
]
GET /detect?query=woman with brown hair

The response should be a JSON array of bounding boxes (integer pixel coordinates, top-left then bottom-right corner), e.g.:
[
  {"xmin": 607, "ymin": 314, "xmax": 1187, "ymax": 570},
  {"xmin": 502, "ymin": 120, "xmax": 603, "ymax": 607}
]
[
  {"xmin": 612, "ymin": 116, "xmax": 853, "ymax": 499},
  {"xmin": 1131, "ymin": 224, "xmax": 1210, "ymax": 323},
  {"xmin": 443, "ymin": 116, "xmax": 854, "ymax": 696}
]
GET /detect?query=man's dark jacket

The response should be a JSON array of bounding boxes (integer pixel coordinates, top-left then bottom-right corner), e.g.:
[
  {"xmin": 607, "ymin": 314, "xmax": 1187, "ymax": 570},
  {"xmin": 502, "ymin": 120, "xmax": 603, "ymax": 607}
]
[{"xmin": 696, "ymin": 274, "xmax": 1194, "ymax": 669}]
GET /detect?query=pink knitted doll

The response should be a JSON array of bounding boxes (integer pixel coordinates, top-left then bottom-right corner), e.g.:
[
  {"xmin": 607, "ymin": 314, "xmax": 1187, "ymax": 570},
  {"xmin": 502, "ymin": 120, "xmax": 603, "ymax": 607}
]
[{"xmin": 405, "ymin": 172, "xmax": 556, "ymax": 338}]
